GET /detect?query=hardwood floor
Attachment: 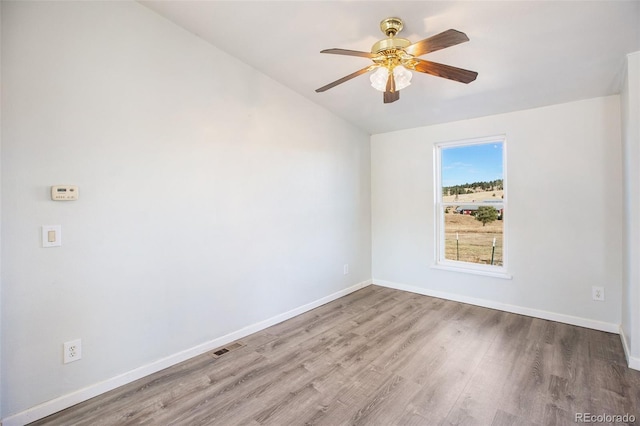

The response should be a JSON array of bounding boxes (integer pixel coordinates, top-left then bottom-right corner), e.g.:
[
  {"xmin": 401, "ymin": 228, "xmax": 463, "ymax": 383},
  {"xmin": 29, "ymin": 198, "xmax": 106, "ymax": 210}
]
[{"xmin": 30, "ymin": 286, "xmax": 640, "ymax": 425}]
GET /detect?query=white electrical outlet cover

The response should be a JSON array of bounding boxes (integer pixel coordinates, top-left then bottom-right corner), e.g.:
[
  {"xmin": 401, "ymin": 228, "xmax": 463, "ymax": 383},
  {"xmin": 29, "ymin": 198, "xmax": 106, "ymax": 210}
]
[
  {"xmin": 592, "ymin": 286, "xmax": 605, "ymax": 301},
  {"xmin": 64, "ymin": 339, "xmax": 82, "ymax": 363}
]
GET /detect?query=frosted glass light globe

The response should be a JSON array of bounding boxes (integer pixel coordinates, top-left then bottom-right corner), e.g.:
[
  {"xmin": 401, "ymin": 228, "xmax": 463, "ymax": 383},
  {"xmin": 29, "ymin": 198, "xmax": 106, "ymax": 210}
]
[
  {"xmin": 393, "ymin": 65, "xmax": 412, "ymax": 90},
  {"xmin": 370, "ymin": 67, "xmax": 389, "ymax": 92}
]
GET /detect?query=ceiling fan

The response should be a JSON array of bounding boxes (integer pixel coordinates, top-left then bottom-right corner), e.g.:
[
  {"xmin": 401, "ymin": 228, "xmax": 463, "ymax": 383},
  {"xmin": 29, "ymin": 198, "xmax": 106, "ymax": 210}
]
[{"xmin": 315, "ymin": 17, "xmax": 478, "ymax": 104}]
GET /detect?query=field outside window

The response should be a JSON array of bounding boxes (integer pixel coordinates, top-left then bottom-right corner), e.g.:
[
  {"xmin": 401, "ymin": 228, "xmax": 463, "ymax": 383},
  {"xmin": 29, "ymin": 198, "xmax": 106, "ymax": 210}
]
[{"xmin": 435, "ymin": 137, "xmax": 507, "ymax": 275}]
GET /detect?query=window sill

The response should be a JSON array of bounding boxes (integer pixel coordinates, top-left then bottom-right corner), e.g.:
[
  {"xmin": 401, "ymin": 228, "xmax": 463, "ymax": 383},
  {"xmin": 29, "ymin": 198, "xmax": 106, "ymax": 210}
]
[{"xmin": 431, "ymin": 263, "xmax": 513, "ymax": 280}]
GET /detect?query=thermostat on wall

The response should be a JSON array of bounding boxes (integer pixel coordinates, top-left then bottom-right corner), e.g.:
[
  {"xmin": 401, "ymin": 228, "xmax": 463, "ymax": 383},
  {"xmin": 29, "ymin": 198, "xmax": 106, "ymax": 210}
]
[{"xmin": 51, "ymin": 185, "xmax": 79, "ymax": 201}]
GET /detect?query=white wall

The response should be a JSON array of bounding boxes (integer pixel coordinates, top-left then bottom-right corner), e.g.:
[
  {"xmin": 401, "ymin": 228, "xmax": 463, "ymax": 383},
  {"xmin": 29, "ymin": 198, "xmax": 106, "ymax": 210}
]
[
  {"xmin": 372, "ymin": 96, "xmax": 623, "ymax": 329},
  {"xmin": 621, "ymin": 51, "xmax": 640, "ymax": 365},
  {"xmin": 0, "ymin": 1, "xmax": 371, "ymax": 419},
  {"xmin": 0, "ymin": 1, "xmax": 3, "ymax": 419}
]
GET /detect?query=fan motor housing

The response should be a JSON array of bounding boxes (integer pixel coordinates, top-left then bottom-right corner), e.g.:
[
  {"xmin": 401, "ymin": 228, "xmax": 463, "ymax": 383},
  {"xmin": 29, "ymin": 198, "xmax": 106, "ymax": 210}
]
[{"xmin": 371, "ymin": 37, "xmax": 411, "ymax": 54}]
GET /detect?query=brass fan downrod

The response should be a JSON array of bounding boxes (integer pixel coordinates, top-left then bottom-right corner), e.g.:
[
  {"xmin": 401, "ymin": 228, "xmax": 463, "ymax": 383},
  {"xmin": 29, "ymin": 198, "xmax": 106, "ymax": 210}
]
[
  {"xmin": 371, "ymin": 17, "xmax": 411, "ymax": 53},
  {"xmin": 380, "ymin": 17, "xmax": 403, "ymax": 37}
]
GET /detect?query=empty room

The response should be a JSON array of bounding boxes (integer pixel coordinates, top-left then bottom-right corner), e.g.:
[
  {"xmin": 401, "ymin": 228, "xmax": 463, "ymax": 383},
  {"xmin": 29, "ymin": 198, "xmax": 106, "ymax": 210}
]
[{"xmin": 1, "ymin": 1, "xmax": 639, "ymax": 425}]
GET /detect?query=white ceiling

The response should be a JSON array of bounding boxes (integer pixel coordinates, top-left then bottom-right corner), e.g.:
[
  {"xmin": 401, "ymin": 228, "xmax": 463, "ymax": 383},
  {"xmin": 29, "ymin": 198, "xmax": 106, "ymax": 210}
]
[{"xmin": 140, "ymin": 1, "xmax": 640, "ymax": 135}]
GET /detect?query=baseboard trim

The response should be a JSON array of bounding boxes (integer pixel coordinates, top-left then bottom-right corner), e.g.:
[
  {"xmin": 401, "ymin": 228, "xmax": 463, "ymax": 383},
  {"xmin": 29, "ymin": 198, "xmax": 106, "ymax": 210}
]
[
  {"xmin": 373, "ymin": 279, "xmax": 620, "ymax": 334},
  {"xmin": 2, "ymin": 279, "xmax": 372, "ymax": 426},
  {"xmin": 619, "ymin": 325, "xmax": 640, "ymax": 371}
]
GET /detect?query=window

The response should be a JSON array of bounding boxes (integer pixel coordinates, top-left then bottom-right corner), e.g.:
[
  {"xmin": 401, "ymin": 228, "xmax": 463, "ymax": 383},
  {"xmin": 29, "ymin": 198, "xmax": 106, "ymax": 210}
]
[{"xmin": 434, "ymin": 136, "xmax": 509, "ymax": 278}]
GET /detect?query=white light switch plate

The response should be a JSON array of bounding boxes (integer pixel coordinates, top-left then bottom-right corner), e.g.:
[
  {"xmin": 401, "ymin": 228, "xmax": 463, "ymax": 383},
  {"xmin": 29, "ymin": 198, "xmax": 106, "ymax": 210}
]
[{"xmin": 42, "ymin": 225, "xmax": 62, "ymax": 247}]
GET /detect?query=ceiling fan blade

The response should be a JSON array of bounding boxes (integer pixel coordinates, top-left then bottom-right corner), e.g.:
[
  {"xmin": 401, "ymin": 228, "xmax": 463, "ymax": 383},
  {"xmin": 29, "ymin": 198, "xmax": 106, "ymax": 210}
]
[
  {"xmin": 383, "ymin": 90, "xmax": 400, "ymax": 103},
  {"xmin": 320, "ymin": 48, "xmax": 376, "ymax": 58},
  {"xmin": 405, "ymin": 29, "xmax": 470, "ymax": 57},
  {"xmin": 413, "ymin": 59, "xmax": 478, "ymax": 84},
  {"xmin": 315, "ymin": 66, "xmax": 375, "ymax": 93},
  {"xmin": 383, "ymin": 73, "xmax": 399, "ymax": 103}
]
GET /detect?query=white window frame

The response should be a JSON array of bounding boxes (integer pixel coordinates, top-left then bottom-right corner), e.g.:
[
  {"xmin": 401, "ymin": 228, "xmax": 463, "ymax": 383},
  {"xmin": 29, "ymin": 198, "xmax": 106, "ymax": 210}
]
[{"xmin": 433, "ymin": 135, "xmax": 511, "ymax": 279}]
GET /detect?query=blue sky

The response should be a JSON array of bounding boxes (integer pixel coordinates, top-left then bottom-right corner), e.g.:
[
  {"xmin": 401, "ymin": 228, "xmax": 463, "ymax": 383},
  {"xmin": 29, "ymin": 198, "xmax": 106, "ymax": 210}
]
[{"xmin": 441, "ymin": 142, "xmax": 503, "ymax": 187}]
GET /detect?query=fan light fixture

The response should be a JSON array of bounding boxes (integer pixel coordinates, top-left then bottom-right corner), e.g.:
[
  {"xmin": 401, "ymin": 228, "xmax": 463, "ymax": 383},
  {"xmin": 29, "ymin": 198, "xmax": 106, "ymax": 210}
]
[
  {"xmin": 369, "ymin": 67, "xmax": 388, "ymax": 91},
  {"xmin": 393, "ymin": 66, "xmax": 412, "ymax": 90},
  {"xmin": 316, "ymin": 17, "xmax": 478, "ymax": 104},
  {"xmin": 370, "ymin": 66, "xmax": 412, "ymax": 92}
]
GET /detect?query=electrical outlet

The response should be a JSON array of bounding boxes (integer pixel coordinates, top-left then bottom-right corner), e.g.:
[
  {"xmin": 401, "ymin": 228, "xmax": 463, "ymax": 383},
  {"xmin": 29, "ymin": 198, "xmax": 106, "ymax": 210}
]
[
  {"xmin": 64, "ymin": 339, "xmax": 82, "ymax": 364},
  {"xmin": 343, "ymin": 264, "xmax": 349, "ymax": 275},
  {"xmin": 592, "ymin": 286, "xmax": 605, "ymax": 302}
]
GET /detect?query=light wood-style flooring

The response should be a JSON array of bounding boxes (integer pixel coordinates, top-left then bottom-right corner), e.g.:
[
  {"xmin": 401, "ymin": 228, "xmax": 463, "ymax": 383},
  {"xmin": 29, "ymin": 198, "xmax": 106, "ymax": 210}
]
[{"xmin": 31, "ymin": 286, "xmax": 640, "ymax": 425}]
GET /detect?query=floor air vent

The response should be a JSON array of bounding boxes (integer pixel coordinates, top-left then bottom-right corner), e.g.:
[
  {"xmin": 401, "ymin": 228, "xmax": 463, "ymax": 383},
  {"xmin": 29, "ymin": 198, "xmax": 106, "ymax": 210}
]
[{"xmin": 211, "ymin": 341, "xmax": 245, "ymax": 358}]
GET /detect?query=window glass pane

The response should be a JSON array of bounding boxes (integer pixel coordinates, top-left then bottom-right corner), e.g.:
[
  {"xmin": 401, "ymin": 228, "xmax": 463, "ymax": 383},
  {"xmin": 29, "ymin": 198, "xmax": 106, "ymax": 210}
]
[
  {"xmin": 443, "ymin": 205, "xmax": 504, "ymax": 266},
  {"xmin": 437, "ymin": 139, "xmax": 505, "ymax": 270},
  {"xmin": 441, "ymin": 142, "xmax": 504, "ymax": 203}
]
